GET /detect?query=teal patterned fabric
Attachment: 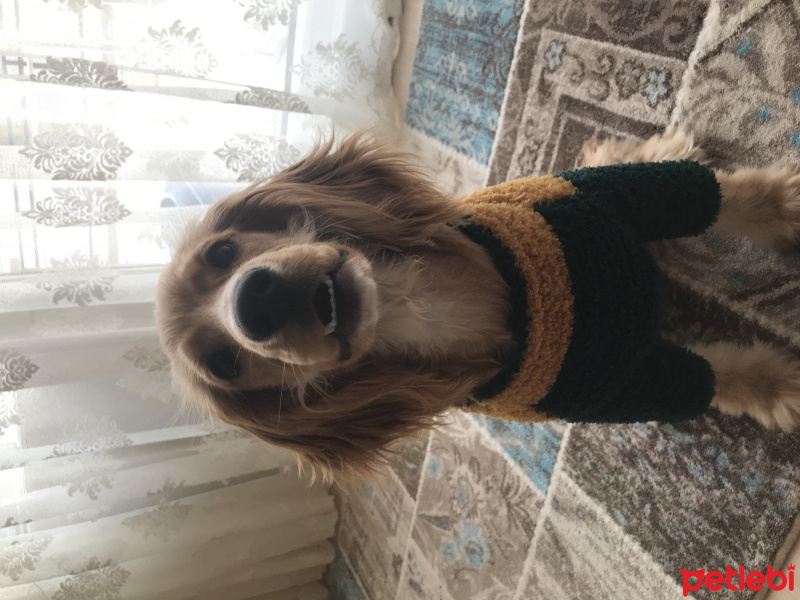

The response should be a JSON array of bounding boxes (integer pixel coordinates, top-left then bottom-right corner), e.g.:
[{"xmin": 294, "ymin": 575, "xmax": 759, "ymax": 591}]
[{"xmin": 406, "ymin": 0, "xmax": 525, "ymax": 164}]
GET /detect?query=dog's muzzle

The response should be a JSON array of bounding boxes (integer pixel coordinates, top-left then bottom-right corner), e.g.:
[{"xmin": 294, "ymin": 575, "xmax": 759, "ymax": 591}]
[{"xmin": 234, "ymin": 268, "xmax": 291, "ymax": 341}]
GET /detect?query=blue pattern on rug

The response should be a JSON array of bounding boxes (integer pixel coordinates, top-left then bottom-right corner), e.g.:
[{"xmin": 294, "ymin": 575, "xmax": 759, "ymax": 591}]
[
  {"xmin": 406, "ymin": 0, "xmax": 525, "ymax": 165},
  {"xmin": 472, "ymin": 415, "xmax": 564, "ymax": 495}
]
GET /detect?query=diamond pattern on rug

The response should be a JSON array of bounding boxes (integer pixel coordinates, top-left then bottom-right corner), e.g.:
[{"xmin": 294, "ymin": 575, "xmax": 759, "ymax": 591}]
[{"xmin": 519, "ymin": 469, "xmax": 687, "ymax": 600}]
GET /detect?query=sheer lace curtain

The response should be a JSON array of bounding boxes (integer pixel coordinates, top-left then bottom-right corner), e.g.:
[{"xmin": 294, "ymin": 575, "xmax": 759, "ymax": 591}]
[{"xmin": 0, "ymin": 1, "xmax": 400, "ymax": 598}]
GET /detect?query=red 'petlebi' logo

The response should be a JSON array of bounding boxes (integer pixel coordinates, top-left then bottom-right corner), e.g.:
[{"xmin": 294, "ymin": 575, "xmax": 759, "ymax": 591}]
[{"xmin": 681, "ymin": 564, "xmax": 794, "ymax": 596}]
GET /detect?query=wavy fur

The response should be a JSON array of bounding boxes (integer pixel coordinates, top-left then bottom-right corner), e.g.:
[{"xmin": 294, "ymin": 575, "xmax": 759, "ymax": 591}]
[{"xmin": 157, "ymin": 130, "xmax": 800, "ymax": 481}]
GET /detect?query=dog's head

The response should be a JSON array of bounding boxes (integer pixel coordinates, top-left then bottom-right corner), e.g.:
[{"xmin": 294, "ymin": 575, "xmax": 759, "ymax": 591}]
[{"xmin": 156, "ymin": 135, "xmax": 496, "ymax": 479}]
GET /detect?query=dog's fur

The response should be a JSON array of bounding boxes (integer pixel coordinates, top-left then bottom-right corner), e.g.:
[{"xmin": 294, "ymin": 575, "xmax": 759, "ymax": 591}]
[{"xmin": 156, "ymin": 130, "xmax": 800, "ymax": 479}]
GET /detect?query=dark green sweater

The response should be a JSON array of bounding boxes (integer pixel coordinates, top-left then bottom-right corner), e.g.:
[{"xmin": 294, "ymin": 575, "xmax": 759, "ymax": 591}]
[{"xmin": 458, "ymin": 160, "xmax": 721, "ymax": 424}]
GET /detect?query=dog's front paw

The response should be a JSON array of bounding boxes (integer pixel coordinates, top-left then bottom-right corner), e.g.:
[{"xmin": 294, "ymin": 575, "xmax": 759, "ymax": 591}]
[
  {"xmin": 641, "ymin": 128, "xmax": 707, "ymax": 163},
  {"xmin": 715, "ymin": 164, "xmax": 800, "ymax": 251},
  {"xmin": 580, "ymin": 135, "xmax": 640, "ymax": 167},
  {"xmin": 699, "ymin": 342, "xmax": 800, "ymax": 431},
  {"xmin": 581, "ymin": 128, "xmax": 706, "ymax": 167},
  {"xmin": 774, "ymin": 165, "xmax": 800, "ymax": 249}
]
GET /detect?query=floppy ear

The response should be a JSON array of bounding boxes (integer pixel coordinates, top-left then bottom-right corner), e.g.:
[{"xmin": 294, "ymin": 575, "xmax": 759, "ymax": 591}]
[
  {"xmin": 205, "ymin": 360, "xmax": 494, "ymax": 481},
  {"xmin": 206, "ymin": 133, "xmax": 464, "ymax": 250}
]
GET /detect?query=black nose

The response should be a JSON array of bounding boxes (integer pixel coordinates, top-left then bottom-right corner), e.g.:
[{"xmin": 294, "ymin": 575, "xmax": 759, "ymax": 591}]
[{"xmin": 234, "ymin": 269, "xmax": 291, "ymax": 341}]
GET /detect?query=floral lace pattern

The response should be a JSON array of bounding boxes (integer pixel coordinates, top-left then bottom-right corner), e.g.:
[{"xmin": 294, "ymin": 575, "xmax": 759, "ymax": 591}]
[
  {"xmin": 36, "ymin": 253, "xmax": 116, "ymax": 306},
  {"xmin": 24, "ymin": 188, "xmax": 131, "ymax": 228},
  {"xmin": 215, "ymin": 134, "xmax": 302, "ymax": 181},
  {"xmin": 123, "ymin": 342, "xmax": 170, "ymax": 373},
  {"xmin": 62, "ymin": 452, "xmax": 120, "ymax": 500},
  {"xmin": 134, "ymin": 20, "xmax": 218, "ymax": 77},
  {"xmin": 52, "ymin": 414, "xmax": 132, "ymax": 457},
  {"xmin": 53, "ymin": 558, "xmax": 130, "ymax": 600},
  {"xmin": 117, "ymin": 340, "xmax": 175, "ymax": 403},
  {"xmin": 122, "ymin": 500, "xmax": 192, "ymax": 541},
  {"xmin": 0, "ymin": 350, "xmax": 39, "ymax": 392},
  {"xmin": 0, "ymin": 537, "xmax": 53, "ymax": 581},
  {"xmin": 31, "ymin": 57, "xmax": 128, "ymax": 90},
  {"xmin": 234, "ymin": 0, "xmax": 303, "ymax": 31},
  {"xmin": 234, "ymin": 86, "xmax": 311, "ymax": 113},
  {"xmin": 294, "ymin": 34, "xmax": 370, "ymax": 101},
  {"xmin": 20, "ymin": 125, "xmax": 133, "ymax": 181}
]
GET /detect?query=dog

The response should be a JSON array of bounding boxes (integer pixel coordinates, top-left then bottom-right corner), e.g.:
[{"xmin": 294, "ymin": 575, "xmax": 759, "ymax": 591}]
[{"xmin": 156, "ymin": 130, "xmax": 800, "ymax": 479}]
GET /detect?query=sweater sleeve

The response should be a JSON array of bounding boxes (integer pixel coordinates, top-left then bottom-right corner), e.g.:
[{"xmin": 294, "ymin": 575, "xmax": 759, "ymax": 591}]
[
  {"xmin": 538, "ymin": 341, "xmax": 716, "ymax": 424},
  {"xmin": 555, "ymin": 160, "xmax": 722, "ymax": 242}
]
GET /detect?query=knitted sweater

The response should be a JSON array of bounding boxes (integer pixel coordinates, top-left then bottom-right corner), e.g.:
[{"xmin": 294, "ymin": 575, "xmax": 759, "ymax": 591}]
[{"xmin": 457, "ymin": 160, "xmax": 722, "ymax": 424}]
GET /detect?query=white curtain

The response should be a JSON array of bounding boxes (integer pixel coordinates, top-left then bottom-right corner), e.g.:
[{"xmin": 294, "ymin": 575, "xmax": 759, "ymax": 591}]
[{"xmin": 0, "ymin": 1, "xmax": 401, "ymax": 598}]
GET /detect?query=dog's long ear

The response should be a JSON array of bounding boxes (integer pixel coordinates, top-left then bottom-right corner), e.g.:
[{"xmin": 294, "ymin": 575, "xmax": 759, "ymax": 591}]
[
  {"xmin": 206, "ymin": 134, "xmax": 464, "ymax": 250},
  {"xmin": 204, "ymin": 361, "xmax": 490, "ymax": 481}
]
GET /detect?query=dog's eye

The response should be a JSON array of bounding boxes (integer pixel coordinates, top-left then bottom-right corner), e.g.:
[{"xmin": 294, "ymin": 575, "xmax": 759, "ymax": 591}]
[
  {"xmin": 207, "ymin": 241, "xmax": 237, "ymax": 270},
  {"xmin": 208, "ymin": 347, "xmax": 240, "ymax": 380}
]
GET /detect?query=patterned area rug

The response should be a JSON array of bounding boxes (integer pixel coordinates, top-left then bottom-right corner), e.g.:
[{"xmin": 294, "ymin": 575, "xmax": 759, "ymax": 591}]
[
  {"xmin": 398, "ymin": 0, "xmax": 526, "ymax": 200},
  {"xmin": 405, "ymin": 0, "xmax": 525, "ymax": 166},
  {"xmin": 335, "ymin": 1, "xmax": 800, "ymax": 599}
]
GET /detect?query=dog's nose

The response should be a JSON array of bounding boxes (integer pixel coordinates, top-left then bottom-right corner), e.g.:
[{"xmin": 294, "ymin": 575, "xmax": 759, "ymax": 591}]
[{"xmin": 234, "ymin": 268, "xmax": 291, "ymax": 341}]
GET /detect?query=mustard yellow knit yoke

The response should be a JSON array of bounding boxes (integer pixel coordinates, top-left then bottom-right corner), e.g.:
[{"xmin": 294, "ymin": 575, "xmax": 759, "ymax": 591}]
[{"xmin": 456, "ymin": 161, "xmax": 722, "ymax": 425}]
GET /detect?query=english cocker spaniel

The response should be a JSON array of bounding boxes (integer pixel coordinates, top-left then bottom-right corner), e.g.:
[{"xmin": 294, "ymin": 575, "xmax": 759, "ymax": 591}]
[{"xmin": 156, "ymin": 130, "xmax": 800, "ymax": 479}]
